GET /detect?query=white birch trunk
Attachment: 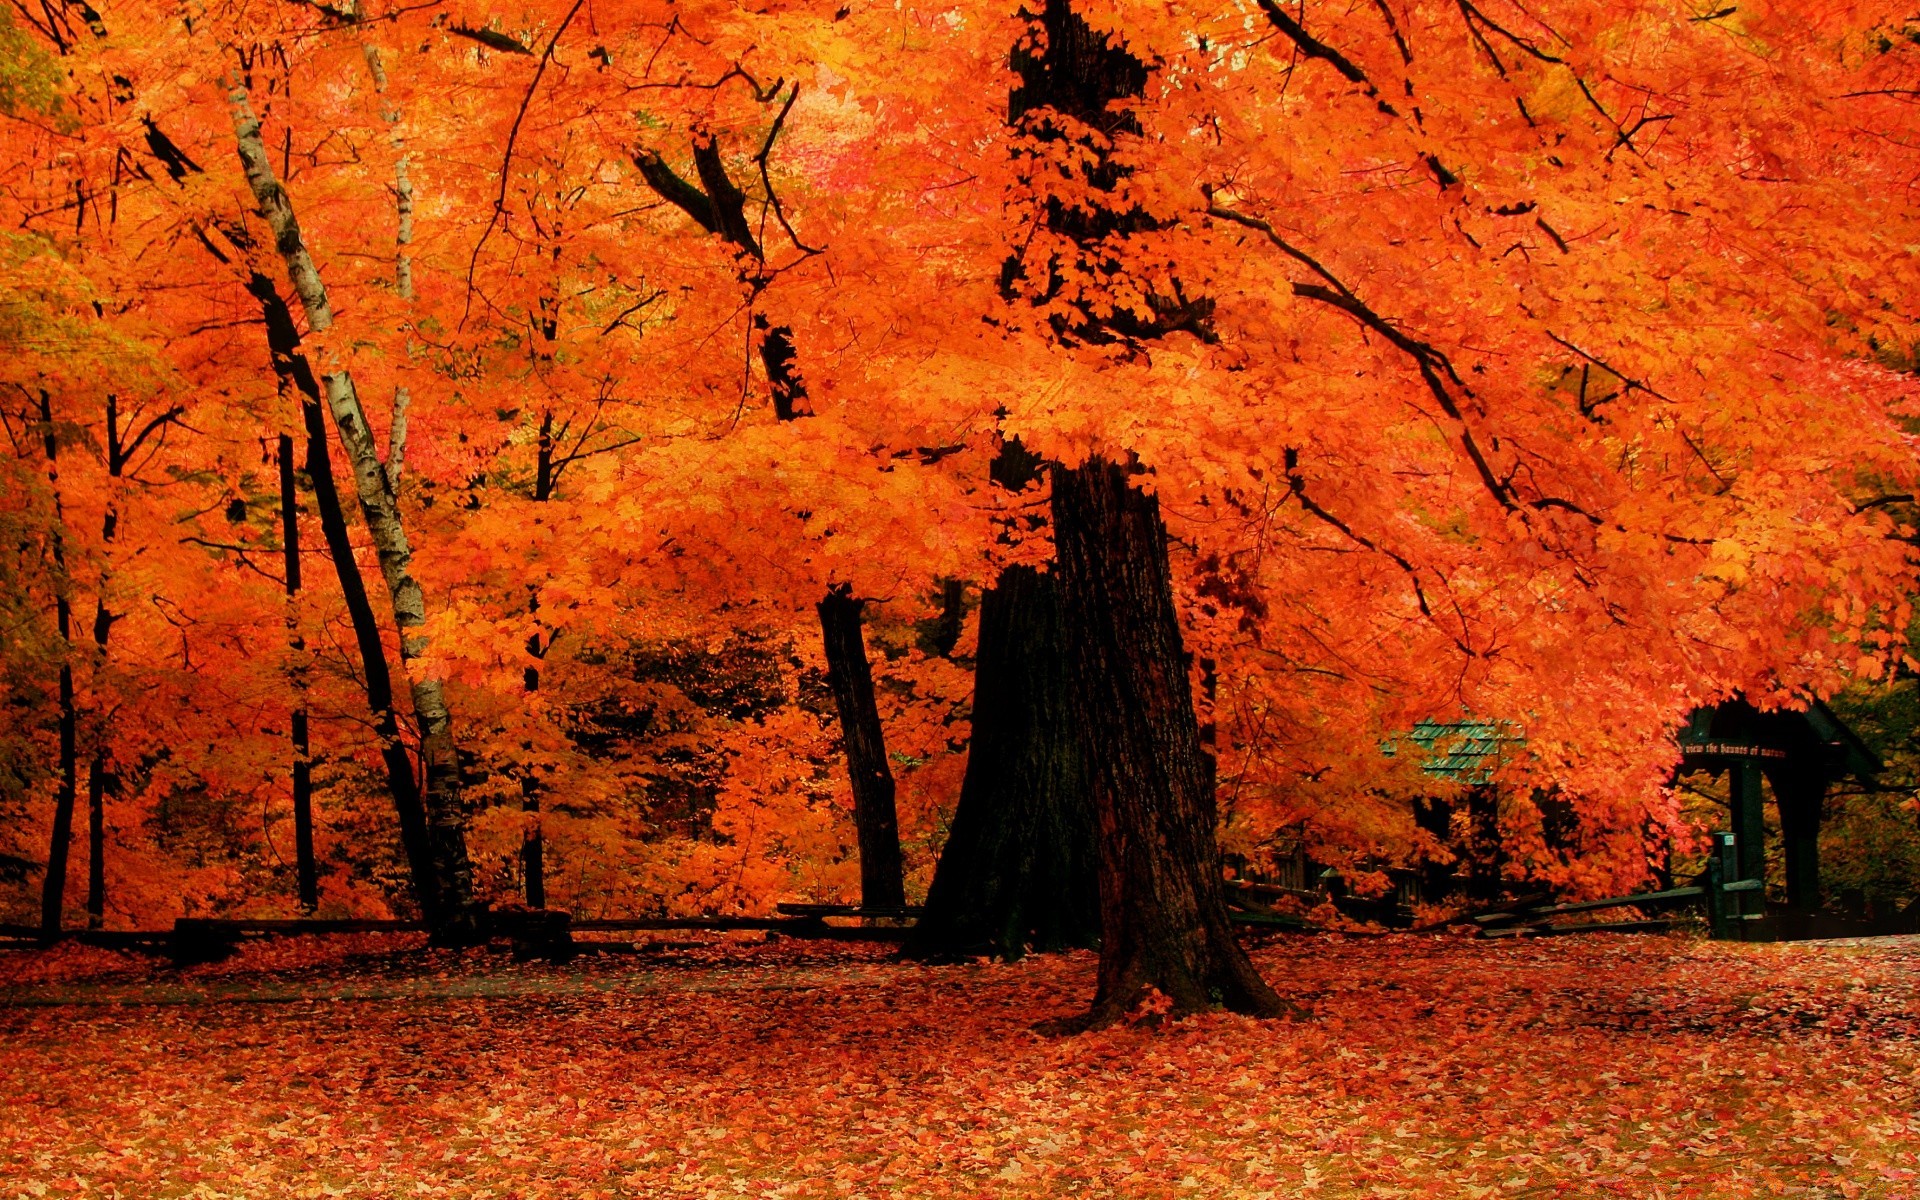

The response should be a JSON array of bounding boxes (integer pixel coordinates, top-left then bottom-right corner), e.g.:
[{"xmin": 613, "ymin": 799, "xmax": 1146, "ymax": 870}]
[
  {"xmin": 227, "ymin": 81, "xmax": 474, "ymax": 929},
  {"xmin": 362, "ymin": 39, "xmax": 414, "ymax": 492}
]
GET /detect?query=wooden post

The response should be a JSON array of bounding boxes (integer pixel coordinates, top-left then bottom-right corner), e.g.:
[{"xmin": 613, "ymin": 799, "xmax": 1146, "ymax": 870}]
[
  {"xmin": 1704, "ymin": 831, "xmax": 1734, "ymax": 939},
  {"xmin": 1768, "ymin": 767, "xmax": 1824, "ymax": 914},
  {"xmin": 1730, "ymin": 760, "xmax": 1767, "ymax": 921}
]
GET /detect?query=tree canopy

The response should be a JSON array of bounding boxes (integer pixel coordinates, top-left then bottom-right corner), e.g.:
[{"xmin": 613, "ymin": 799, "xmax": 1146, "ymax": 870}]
[{"xmin": 3, "ymin": 0, "xmax": 1918, "ymax": 971}]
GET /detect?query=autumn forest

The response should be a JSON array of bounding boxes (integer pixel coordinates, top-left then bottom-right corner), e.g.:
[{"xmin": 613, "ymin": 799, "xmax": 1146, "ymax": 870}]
[{"xmin": 4, "ymin": 0, "xmax": 1920, "ymax": 1195}]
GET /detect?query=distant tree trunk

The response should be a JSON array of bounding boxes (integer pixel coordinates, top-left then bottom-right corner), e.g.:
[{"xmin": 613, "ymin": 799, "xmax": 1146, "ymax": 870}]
[
  {"xmin": 42, "ymin": 660, "xmax": 77, "ymax": 938},
  {"xmin": 1463, "ymin": 783, "xmax": 1504, "ymax": 899},
  {"xmin": 230, "ymin": 85, "xmax": 476, "ymax": 936},
  {"xmin": 520, "ymin": 626, "xmax": 547, "ymax": 910},
  {"xmin": 83, "ymin": 394, "xmax": 132, "ymax": 931},
  {"xmin": 1047, "ymin": 456, "xmax": 1286, "ymax": 1028},
  {"xmin": 36, "ymin": 390, "xmax": 78, "ymax": 939},
  {"xmin": 817, "ymin": 585, "xmax": 906, "ymax": 908},
  {"xmin": 927, "ymin": 577, "xmax": 966, "ymax": 659},
  {"xmin": 910, "ymin": 440, "xmax": 1096, "ymax": 959},
  {"xmin": 84, "ymin": 745, "xmax": 106, "ymax": 929},
  {"xmin": 521, "ymin": 413, "xmax": 556, "ymax": 910},
  {"xmin": 1413, "ymin": 793, "xmax": 1454, "ymax": 898},
  {"xmin": 247, "ymin": 272, "xmax": 438, "ymax": 919},
  {"xmin": 277, "ymin": 433, "xmax": 319, "ymax": 912},
  {"xmin": 634, "ymin": 136, "xmax": 911, "ymax": 902}
]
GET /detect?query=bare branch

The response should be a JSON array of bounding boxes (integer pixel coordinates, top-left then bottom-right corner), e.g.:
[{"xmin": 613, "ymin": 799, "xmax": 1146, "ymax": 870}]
[
  {"xmin": 753, "ymin": 83, "xmax": 824, "ymax": 257},
  {"xmin": 460, "ymin": 0, "xmax": 587, "ymax": 329}
]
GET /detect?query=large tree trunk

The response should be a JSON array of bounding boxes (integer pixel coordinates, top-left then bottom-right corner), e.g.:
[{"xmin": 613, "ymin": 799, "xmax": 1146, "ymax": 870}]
[
  {"xmin": 277, "ymin": 433, "xmax": 319, "ymax": 912},
  {"xmin": 910, "ymin": 440, "xmax": 1096, "ymax": 959},
  {"xmin": 1047, "ymin": 456, "xmax": 1286, "ymax": 1028},
  {"xmin": 230, "ymin": 85, "xmax": 475, "ymax": 936},
  {"xmin": 36, "ymin": 390, "xmax": 78, "ymax": 939},
  {"xmin": 909, "ymin": 562, "xmax": 1096, "ymax": 958},
  {"xmin": 300, "ymin": 395, "xmax": 444, "ymax": 911},
  {"xmin": 817, "ymin": 585, "xmax": 906, "ymax": 908},
  {"xmin": 1001, "ymin": 0, "xmax": 1283, "ymax": 1026}
]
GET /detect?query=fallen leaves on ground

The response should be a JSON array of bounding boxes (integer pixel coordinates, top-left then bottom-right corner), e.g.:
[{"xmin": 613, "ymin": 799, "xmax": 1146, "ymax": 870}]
[{"xmin": 3, "ymin": 934, "xmax": 1916, "ymax": 1198}]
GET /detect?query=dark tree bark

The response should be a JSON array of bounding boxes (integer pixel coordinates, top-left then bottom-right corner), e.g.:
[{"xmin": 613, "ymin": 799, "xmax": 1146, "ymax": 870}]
[
  {"xmin": 817, "ymin": 584, "xmax": 906, "ymax": 908},
  {"xmin": 247, "ymin": 272, "xmax": 442, "ymax": 923},
  {"xmin": 1004, "ymin": 0, "xmax": 1282, "ymax": 1026},
  {"xmin": 84, "ymin": 743, "xmax": 106, "ymax": 929},
  {"xmin": 926, "ymin": 576, "xmax": 966, "ymax": 659},
  {"xmin": 36, "ymin": 390, "xmax": 78, "ymax": 939},
  {"xmin": 82, "ymin": 393, "xmax": 145, "ymax": 930},
  {"xmin": 909, "ymin": 562, "xmax": 1096, "ymax": 957},
  {"xmin": 520, "ymin": 412, "xmax": 556, "ymax": 910},
  {"xmin": 1049, "ymin": 457, "xmax": 1286, "ymax": 1026},
  {"xmin": 909, "ymin": 440, "xmax": 1097, "ymax": 959},
  {"xmin": 520, "ymin": 622, "xmax": 547, "ymax": 910},
  {"xmin": 277, "ymin": 433, "xmax": 319, "ymax": 912},
  {"xmin": 42, "ymin": 656, "xmax": 77, "ymax": 938},
  {"xmin": 635, "ymin": 140, "xmax": 904, "ymax": 901}
]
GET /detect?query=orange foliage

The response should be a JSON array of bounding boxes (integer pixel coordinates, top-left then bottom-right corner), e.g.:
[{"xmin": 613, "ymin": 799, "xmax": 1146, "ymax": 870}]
[{"xmin": 2, "ymin": 0, "xmax": 1919, "ymax": 921}]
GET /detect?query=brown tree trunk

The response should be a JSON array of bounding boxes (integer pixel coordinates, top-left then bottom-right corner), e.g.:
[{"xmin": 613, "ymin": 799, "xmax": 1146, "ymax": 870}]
[
  {"xmin": 1047, "ymin": 456, "xmax": 1286, "ymax": 1028},
  {"xmin": 36, "ymin": 390, "xmax": 78, "ymax": 939},
  {"xmin": 910, "ymin": 441, "xmax": 1096, "ymax": 959},
  {"xmin": 277, "ymin": 433, "xmax": 319, "ymax": 912},
  {"xmin": 230, "ymin": 85, "xmax": 476, "ymax": 937},
  {"xmin": 84, "ymin": 745, "xmax": 106, "ymax": 929},
  {"xmin": 518, "ymin": 610, "xmax": 548, "ymax": 910},
  {"xmin": 999, "ymin": 0, "xmax": 1283, "ymax": 1026},
  {"xmin": 908, "ymin": 563, "xmax": 1097, "ymax": 957},
  {"xmin": 817, "ymin": 585, "xmax": 905, "ymax": 908},
  {"xmin": 42, "ymin": 662, "xmax": 77, "ymax": 939}
]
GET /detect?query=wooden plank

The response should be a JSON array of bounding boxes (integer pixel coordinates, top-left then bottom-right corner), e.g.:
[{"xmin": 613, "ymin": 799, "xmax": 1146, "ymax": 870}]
[
  {"xmin": 172, "ymin": 918, "xmax": 424, "ymax": 935},
  {"xmin": 1406, "ymin": 893, "xmax": 1555, "ymax": 934},
  {"xmin": 77, "ymin": 931, "xmax": 173, "ymax": 950},
  {"xmin": 1225, "ymin": 880, "xmax": 1322, "ymax": 902},
  {"xmin": 788, "ymin": 925, "xmax": 912, "ymax": 942},
  {"xmin": 1473, "ymin": 886, "xmax": 1705, "ymax": 926},
  {"xmin": 773, "ymin": 904, "xmax": 924, "ymax": 919},
  {"xmin": 1481, "ymin": 919, "xmax": 1679, "ymax": 939},
  {"xmin": 571, "ymin": 916, "xmax": 910, "ymax": 941},
  {"xmin": 1228, "ymin": 911, "xmax": 1318, "ymax": 930},
  {"xmin": 571, "ymin": 917, "xmax": 803, "ymax": 932}
]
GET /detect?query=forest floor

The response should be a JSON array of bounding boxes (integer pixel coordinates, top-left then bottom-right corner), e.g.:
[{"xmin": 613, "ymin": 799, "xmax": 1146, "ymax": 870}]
[{"xmin": 2, "ymin": 931, "xmax": 1917, "ymax": 1199}]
